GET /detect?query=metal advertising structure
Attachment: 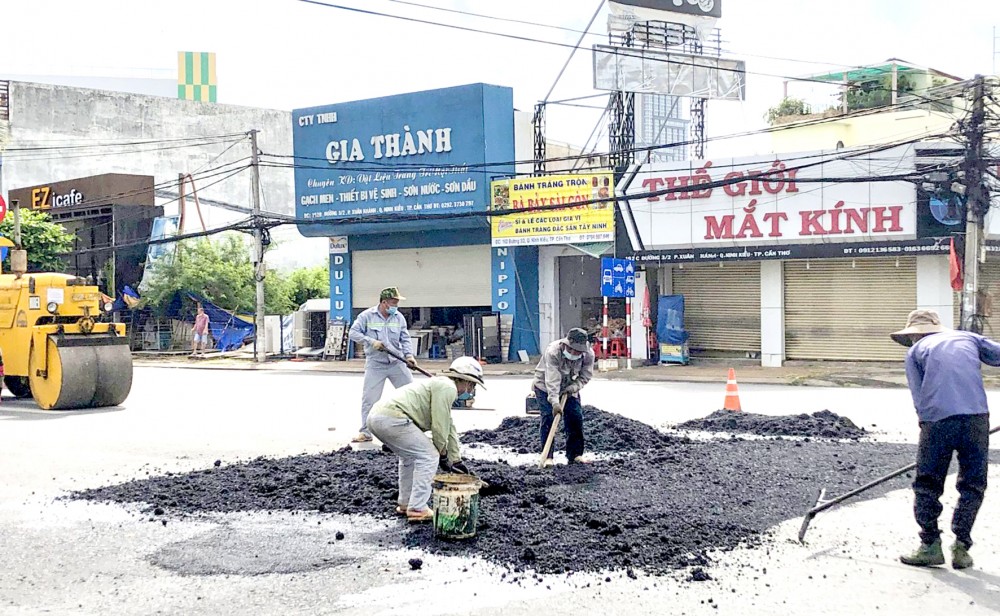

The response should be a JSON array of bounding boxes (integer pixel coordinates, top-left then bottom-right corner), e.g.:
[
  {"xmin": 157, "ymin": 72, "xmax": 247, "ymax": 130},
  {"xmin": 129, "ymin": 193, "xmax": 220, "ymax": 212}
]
[
  {"xmin": 608, "ymin": 0, "xmax": 722, "ymax": 36},
  {"xmin": 490, "ymin": 172, "xmax": 616, "ymax": 246},
  {"xmin": 593, "ymin": 44, "xmax": 745, "ymax": 100}
]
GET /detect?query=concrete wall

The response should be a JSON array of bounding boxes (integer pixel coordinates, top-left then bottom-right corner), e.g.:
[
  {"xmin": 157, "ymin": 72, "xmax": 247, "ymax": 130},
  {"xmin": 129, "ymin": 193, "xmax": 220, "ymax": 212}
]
[
  {"xmin": 769, "ymin": 108, "xmax": 958, "ymax": 152},
  {"xmin": 1, "ymin": 81, "xmax": 325, "ymax": 270},
  {"xmin": 760, "ymin": 261, "xmax": 785, "ymax": 367},
  {"xmin": 917, "ymin": 255, "xmax": 954, "ymax": 329}
]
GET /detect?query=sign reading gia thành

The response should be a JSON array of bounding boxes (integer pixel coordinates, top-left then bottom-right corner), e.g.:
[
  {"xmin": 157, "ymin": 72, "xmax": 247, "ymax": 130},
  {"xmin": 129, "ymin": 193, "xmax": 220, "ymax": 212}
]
[{"xmin": 490, "ymin": 172, "xmax": 616, "ymax": 247}]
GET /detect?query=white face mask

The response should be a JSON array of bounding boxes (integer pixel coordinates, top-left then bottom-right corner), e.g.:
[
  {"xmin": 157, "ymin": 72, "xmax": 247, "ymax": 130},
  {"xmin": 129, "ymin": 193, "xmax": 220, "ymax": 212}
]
[{"xmin": 563, "ymin": 349, "xmax": 582, "ymax": 361}]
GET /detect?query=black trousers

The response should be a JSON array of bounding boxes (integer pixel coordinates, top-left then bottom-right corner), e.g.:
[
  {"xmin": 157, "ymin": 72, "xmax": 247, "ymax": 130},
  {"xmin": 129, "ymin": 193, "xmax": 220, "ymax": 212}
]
[
  {"xmin": 536, "ymin": 387, "xmax": 585, "ymax": 461},
  {"xmin": 913, "ymin": 414, "xmax": 990, "ymax": 547}
]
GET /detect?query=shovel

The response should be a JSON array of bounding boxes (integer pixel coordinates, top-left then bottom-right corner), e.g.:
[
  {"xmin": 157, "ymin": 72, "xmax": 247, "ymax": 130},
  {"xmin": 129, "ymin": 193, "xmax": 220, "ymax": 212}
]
[
  {"xmin": 798, "ymin": 423, "xmax": 1000, "ymax": 543},
  {"xmin": 383, "ymin": 346, "xmax": 434, "ymax": 378},
  {"xmin": 539, "ymin": 394, "xmax": 569, "ymax": 469}
]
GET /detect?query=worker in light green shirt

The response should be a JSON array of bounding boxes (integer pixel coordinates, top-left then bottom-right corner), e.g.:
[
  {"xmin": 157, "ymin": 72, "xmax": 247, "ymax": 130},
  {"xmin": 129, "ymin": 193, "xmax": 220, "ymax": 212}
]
[{"xmin": 367, "ymin": 356, "xmax": 486, "ymax": 523}]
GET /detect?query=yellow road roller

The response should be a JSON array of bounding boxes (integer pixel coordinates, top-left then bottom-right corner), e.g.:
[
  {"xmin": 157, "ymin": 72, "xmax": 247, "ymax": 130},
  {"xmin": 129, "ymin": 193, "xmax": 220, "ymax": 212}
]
[{"xmin": 0, "ymin": 237, "xmax": 133, "ymax": 409}]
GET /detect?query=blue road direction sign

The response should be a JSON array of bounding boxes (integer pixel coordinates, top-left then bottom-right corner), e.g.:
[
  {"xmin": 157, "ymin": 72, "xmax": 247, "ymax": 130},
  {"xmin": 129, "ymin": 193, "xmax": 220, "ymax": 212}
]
[{"xmin": 600, "ymin": 257, "xmax": 635, "ymax": 298}]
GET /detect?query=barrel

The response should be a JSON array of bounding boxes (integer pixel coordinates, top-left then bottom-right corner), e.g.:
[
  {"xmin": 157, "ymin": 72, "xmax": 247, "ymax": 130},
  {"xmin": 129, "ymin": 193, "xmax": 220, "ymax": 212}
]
[{"xmin": 431, "ymin": 473, "xmax": 484, "ymax": 540}]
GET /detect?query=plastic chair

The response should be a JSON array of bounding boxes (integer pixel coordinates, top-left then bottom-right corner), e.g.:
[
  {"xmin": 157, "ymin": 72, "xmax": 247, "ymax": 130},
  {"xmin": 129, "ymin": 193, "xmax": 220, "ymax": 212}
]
[{"xmin": 609, "ymin": 339, "xmax": 626, "ymax": 358}]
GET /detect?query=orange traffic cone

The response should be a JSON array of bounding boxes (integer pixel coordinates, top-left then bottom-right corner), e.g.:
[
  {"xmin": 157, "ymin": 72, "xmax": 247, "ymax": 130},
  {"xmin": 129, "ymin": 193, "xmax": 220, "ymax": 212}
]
[{"xmin": 723, "ymin": 368, "xmax": 742, "ymax": 411}]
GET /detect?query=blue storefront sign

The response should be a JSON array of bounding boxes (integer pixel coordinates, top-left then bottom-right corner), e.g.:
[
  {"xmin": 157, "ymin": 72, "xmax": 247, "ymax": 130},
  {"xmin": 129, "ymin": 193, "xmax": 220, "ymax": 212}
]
[
  {"xmin": 329, "ymin": 251, "xmax": 352, "ymax": 324},
  {"xmin": 293, "ymin": 83, "xmax": 515, "ymax": 236},
  {"xmin": 601, "ymin": 257, "xmax": 636, "ymax": 298}
]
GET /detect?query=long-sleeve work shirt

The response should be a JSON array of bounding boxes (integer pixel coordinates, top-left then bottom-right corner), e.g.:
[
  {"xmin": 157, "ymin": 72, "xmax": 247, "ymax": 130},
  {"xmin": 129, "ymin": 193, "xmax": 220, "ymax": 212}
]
[
  {"xmin": 905, "ymin": 329, "xmax": 1000, "ymax": 423},
  {"xmin": 370, "ymin": 377, "xmax": 461, "ymax": 461},
  {"xmin": 532, "ymin": 338, "xmax": 595, "ymax": 406},
  {"xmin": 349, "ymin": 305, "xmax": 413, "ymax": 365}
]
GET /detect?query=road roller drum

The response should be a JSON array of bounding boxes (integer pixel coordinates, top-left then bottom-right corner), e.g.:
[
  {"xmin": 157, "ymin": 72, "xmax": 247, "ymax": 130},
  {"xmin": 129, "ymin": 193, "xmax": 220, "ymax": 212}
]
[
  {"xmin": 0, "ymin": 267, "xmax": 133, "ymax": 410},
  {"xmin": 28, "ymin": 335, "xmax": 133, "ymax": 410}
]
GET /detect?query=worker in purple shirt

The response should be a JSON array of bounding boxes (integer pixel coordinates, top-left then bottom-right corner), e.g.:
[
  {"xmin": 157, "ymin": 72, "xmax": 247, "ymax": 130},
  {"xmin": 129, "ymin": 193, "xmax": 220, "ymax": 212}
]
[{"xmin": 890, "ymin": 309, "xmax": 998, "ymax": 569}]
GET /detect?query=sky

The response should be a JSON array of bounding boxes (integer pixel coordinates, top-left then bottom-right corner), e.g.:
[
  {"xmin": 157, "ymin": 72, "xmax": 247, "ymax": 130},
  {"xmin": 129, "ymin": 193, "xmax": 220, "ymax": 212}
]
[{"xmin": 2, "ymin": 0, "xmax": 1000, "ymax": 157}]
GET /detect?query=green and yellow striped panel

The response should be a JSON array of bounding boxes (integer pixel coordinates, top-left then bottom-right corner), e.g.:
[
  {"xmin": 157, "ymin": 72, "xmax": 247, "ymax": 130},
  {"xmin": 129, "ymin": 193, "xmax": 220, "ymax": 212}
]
[{"xmin": 177, "ymin": 51, "xmax": 217, "ymax": 103}]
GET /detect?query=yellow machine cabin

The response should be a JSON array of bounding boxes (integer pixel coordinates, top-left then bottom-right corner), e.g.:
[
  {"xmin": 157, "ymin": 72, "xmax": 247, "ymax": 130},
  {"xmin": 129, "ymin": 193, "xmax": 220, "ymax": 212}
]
[{"xmin": 0, "ymin": 237, "xmax": 133, "ymax": 410}]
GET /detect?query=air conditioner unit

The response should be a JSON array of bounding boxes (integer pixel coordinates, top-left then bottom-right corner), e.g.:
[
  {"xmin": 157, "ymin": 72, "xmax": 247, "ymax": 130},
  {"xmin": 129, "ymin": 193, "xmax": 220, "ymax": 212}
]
[{"xmin": 294, "ymin": 311, "xmax": 309, "ymax": 348}]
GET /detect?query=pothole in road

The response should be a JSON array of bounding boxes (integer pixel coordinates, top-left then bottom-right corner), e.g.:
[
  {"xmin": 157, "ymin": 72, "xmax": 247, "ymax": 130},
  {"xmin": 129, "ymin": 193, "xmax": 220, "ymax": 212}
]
[{"xmin": 150, "ymin": 522, "xmax": 364, "ymax": 576}]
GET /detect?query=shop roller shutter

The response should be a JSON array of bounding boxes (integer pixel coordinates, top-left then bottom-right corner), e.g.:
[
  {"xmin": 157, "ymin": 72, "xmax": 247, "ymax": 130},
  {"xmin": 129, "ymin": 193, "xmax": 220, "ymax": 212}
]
[
  {"xmin": 785, "ymin": 258, "xmax": 916, "ymax": 361},
  {"xmin": 353, "ymin": 245, "xmax": 492, "ymax": 308},
  {"xmin": 672, "ymin": 262, "xmax": 761, "ymax": 353}
]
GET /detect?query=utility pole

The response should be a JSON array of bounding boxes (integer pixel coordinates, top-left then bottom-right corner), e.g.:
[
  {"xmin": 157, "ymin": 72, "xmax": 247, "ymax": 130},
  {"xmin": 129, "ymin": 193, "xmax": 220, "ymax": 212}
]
[
  {"xmin": 249, "ymin": 129, "xmax": 266, "ymax": 363},
  {"xmin": 961, "ymin": 76, "xmax": 988, "ymax": 332}
]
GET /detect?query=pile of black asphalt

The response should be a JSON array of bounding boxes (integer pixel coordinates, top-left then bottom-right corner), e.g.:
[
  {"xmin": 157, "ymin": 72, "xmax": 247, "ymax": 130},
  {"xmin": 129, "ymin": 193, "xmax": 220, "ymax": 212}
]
[
  {"xmin": 461, "ymin": 405, "xmax": 689, "ymax": 453},
  {"xmin": 677, "ymin": 409, "xmax": 867, "ymax": 440},
  {"xmin": 74, "ymin": 407, "xmax": 914, "ymax": 576}
]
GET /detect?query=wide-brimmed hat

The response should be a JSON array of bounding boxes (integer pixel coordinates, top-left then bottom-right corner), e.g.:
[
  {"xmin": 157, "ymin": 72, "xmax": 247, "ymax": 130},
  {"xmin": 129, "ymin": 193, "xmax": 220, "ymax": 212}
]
[
  {"xmin": 380, "ymin": 287, "xmax": 405, "ymax": 301},
  {"xmin": 890, "ymin": 309, "xmax": 947, "ymax": 347},
  {"xmin": 564, "ymin": 328, "xmax": 590, "ymax": 353}
]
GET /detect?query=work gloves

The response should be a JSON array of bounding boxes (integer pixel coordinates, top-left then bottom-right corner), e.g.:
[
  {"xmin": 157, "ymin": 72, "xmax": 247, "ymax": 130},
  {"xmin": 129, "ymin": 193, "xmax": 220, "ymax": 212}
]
[
  {"xmin": 371, "ymin": 340, "xmax": 387, "ymax": 352},
  {"xmin": 563, "ymin": 381, "xmax": 582, "ymax": 396},
  {"xmin": 439, "ymin": 456, "xmax": 471, "ymax": 475},
  {"xmin": 405, "ymin": 355, "xmax": 418, "ymax": 369},
  {"xmin": 551, "ymin": 400, "xmax": 564, "ymax": 416}
]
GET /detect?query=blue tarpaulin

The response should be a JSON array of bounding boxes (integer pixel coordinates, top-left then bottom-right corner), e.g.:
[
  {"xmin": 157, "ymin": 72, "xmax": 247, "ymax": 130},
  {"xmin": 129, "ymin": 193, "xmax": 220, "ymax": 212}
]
[
  {"xmin": 112, "ymin": 285, "xmax": 142, "ymax": 311},
  {"xmin": 657, "ymin": 295, "xmax": 689, "ymax": 345},
  {"xmin": 166, "ymin": 292, "xmax": 255, "ymax": 351}
]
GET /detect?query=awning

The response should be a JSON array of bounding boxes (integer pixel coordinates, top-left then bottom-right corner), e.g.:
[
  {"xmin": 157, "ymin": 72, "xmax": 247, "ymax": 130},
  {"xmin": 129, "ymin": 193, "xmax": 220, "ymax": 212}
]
[{"xmin": 566, "ymin": 242, "xmax": 615, "ymax": 258}]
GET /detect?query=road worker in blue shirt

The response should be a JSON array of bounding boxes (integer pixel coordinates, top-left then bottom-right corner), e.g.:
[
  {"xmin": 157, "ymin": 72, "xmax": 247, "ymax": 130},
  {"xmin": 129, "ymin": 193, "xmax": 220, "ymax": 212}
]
[
  {"xmin": 891, "ymin": 308, "xmax": 999, "ymax": 569},
  {"xmin": 348, "ymin": 287, "xmax": 417, "ymax": 443}
]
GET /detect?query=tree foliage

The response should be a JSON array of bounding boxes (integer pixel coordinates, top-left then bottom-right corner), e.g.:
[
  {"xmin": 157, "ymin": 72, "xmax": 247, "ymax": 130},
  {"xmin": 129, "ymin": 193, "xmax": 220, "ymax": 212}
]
[
  {"xmin": 843, "ymin": 74, "xmax": 916, "ymax": 111},
  {"xmin": 138, "ymin": 233, "xmax": 321, "ymax": 316},
  {"xmin": 0, "ymin": 208, "xmax": 76, "ymax": 272},
  {"xmin": 765, "ymin": 97, "xmax": 811, "ymax": 125},
  {"xmin": 286, "ymin": 264, "xmax": 329, "ymax": 308}
]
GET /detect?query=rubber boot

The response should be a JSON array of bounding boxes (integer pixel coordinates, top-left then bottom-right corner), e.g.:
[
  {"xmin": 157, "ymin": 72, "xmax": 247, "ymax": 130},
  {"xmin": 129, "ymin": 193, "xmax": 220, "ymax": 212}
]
[
  {"xmin": 899, "ymin": 539, "xmax": 945, "ymax": 567},
  {"xmin": 951, "ymin": 542, "xmax": 973, "ymax": 570}
]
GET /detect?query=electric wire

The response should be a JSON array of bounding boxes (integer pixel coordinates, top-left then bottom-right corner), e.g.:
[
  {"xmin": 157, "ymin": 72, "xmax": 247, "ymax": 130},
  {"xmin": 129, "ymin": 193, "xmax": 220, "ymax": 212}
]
[
  {"xmin": 294, "ymin": 0, "xmax": 874, "ymax": 87},
  {"xmin": 270, "ymin": 90, "xmax": 963, "ymax": 174},
  {"xmin": 3, "ymin": 132, "xmax": 247, "ymax": 153}
]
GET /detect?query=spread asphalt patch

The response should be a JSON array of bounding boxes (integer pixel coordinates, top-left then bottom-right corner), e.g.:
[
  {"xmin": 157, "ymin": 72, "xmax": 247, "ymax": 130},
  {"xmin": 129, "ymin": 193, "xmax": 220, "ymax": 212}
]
[{"xmin": 74, "ymin": 408, "xmax": 915, "ymax": 576}]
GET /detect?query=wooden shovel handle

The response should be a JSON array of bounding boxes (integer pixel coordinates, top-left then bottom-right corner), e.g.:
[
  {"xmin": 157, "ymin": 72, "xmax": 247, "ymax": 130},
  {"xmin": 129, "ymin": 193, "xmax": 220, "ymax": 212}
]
[{"xmin": 539, "ymin": 394, "xmax": 568, "ymax": 468}]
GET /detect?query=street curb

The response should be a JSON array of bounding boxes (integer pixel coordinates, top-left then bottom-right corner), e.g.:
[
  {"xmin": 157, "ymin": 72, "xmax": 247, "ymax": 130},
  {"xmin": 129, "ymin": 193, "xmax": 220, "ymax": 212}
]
[{"xmin": 131, "ymin": 360, "xmax": 911, "ymax": 388}]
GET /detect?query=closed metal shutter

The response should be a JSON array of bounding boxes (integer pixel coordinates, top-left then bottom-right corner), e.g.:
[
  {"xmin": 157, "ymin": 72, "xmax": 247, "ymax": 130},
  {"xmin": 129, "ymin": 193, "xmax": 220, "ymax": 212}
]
[
  {"xmin": 785, "ymin": 257, "xmax": 916, "ymax": 361},
  {"xmin": 352, "ymin": 245, "xmax": 492, "ymax": 308},
  {"xmin": 672, "ymin": 262, "xmax": 761, "ymax": 353}
]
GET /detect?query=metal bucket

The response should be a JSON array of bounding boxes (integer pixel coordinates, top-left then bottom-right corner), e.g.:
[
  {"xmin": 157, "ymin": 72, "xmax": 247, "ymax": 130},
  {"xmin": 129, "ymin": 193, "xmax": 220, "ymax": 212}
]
[{"xmin": 431, "ymin": 473, "xmax": 484, "ymax": 540}]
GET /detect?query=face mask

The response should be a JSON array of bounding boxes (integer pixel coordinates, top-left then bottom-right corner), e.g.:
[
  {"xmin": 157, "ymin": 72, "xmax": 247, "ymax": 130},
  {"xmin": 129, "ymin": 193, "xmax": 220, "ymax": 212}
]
[
  {"xmin": 457, "ymin": 391, "xmax": 474, "ymax": 401},
  {"xmin": 387, "ymin": 306, "xmax": 398, "ymax": 316},
  {"xmin": 563, "ymin": 349, "xmax": 582, "ymax": 361}
]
